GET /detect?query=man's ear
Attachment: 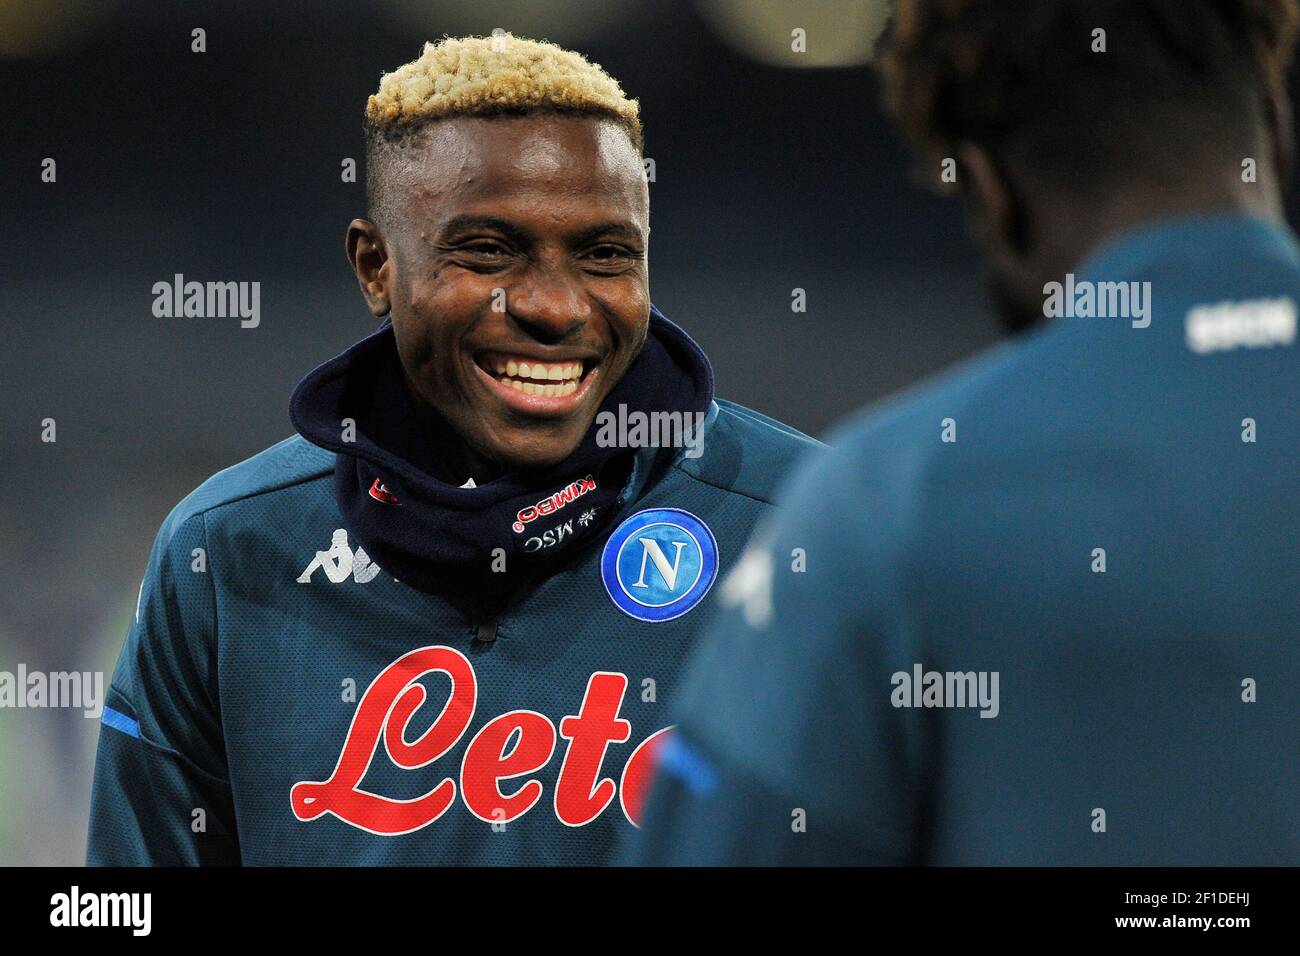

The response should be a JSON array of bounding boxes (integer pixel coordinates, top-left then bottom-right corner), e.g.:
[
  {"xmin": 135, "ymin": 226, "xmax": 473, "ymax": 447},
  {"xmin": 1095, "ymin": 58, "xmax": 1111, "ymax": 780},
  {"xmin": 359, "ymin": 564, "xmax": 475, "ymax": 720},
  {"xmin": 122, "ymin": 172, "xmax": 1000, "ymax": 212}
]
[
  {"xmin": 1264, "ymin": 83, "xmax": 1295, "ymax": 193},
  {"xmin": 957, "ymin": 142, "xmax": 1029, "ymax": 259},
  {"xmin": 346, "ymin": 219, "xmax": 392, "ymax": 317}
]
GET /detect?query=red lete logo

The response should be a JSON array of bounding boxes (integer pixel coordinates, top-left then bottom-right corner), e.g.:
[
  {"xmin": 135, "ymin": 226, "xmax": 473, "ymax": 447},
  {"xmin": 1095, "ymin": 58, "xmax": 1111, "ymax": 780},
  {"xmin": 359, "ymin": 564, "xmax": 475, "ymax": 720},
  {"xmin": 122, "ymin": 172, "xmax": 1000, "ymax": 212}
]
[{"xmin": 290, "ymin": 645, "xmax": 671, "ymax": 834}]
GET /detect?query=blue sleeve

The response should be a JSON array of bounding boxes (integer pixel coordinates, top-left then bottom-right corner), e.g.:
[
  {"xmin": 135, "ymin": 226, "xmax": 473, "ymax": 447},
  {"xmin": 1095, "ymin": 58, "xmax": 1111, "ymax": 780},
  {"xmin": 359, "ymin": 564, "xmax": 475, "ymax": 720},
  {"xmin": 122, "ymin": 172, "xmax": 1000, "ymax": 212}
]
[
  {"xmin": 629, "ymin": 438, "xmax": 926, "ymax": 865},
  {"xmin": 87, "ymin": 510, "xmax": 240, "ymax": 865}
]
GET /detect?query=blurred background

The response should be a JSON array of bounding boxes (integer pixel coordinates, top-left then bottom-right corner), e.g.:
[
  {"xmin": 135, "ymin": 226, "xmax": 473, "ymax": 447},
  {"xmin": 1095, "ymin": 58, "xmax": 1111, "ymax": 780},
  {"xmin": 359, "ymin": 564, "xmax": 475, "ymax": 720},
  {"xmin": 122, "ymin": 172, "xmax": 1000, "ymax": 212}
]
[{"xmin": 0, "ymin": 0, "xmax": 1002, "ymax": 864}]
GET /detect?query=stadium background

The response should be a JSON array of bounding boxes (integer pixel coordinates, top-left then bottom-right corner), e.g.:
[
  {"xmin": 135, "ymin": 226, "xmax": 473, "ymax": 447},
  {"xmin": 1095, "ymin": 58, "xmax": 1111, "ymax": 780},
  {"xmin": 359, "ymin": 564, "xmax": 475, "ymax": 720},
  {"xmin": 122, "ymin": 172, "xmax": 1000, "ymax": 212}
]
[{"xmin": 1, "ymin": 0, "xmax": 1081, "ymax": 864}]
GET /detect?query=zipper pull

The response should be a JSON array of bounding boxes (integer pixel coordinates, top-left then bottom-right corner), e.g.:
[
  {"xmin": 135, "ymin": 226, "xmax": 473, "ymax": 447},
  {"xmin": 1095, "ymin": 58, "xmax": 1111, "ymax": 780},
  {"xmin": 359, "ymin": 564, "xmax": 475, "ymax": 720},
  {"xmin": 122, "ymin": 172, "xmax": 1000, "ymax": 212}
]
[
  {"xmin": 474, "ymin": 616, "xmax": 498, "ymax": 644},
  {"xmin": 473, "ymin": 594, "xmax": 506, "ymax": 644}
]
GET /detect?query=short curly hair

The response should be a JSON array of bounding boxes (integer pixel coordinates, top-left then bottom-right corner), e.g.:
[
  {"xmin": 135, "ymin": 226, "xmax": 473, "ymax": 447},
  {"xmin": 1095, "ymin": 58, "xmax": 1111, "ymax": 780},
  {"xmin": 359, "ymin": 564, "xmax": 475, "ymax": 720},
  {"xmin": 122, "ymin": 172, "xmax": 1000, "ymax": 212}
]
[
  {"xmin": 877, "ymin": 0, "xmax": 1300, "ymax": 191},
  {"xmin": 364, "ymin": 35, "xmax": 642, "ymax": 227}
]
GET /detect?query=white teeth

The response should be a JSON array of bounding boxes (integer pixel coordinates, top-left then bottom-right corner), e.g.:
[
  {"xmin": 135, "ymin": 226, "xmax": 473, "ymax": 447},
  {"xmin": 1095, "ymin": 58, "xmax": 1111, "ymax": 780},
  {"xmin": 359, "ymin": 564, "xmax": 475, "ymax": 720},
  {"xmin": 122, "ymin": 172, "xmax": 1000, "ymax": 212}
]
[
  {"xmin": 497, "ymin": 376, "xmax": 579, "ymax": 397},
  {"xmin": 510, "ymin": 360, "xmax": 582, "ymax": 379},
  {"xmin": 489, "ymin": 357, "xmax": 587, "ymax": 396},
  {"xmin": 503, "ymin": 360, "xmax": 584, "ymax": 381}
]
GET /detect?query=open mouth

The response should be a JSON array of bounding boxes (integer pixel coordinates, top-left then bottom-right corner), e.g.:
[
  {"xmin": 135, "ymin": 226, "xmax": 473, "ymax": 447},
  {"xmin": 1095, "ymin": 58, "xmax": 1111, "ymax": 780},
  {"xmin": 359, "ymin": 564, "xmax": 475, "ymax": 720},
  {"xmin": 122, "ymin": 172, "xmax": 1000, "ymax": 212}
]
[{"xmin": 472, "ymin": 351, "xmax": 601, "ymax": 413}]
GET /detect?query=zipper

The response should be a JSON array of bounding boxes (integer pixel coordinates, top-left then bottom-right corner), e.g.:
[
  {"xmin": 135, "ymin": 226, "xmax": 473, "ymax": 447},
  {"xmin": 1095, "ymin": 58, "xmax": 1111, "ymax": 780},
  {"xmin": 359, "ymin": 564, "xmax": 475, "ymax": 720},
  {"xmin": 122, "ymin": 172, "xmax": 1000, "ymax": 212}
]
[
  {"xmin": 474, "ymin": 615, "xmax": 499, "ymax": 644},
  {"xmin": 472, "ymin": 593, "xmax": 507, "ymax": 644}
]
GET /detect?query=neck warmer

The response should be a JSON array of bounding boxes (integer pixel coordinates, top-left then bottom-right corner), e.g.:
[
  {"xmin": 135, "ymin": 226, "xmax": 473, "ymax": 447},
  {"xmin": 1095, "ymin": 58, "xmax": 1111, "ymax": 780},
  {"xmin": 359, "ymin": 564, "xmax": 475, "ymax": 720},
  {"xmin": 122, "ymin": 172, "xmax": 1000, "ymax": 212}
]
[{"xmin": 289, "ymin": 306, "xmax": 714, "ymax": 601}]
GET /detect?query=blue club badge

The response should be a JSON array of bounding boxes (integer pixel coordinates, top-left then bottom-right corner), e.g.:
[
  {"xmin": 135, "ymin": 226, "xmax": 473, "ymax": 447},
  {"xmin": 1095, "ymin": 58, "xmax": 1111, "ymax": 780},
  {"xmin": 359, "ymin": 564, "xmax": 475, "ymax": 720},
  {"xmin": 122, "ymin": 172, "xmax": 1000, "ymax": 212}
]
[{"xmin": 601, "ymin": 508, "xmax": 719, "ymax": 622}]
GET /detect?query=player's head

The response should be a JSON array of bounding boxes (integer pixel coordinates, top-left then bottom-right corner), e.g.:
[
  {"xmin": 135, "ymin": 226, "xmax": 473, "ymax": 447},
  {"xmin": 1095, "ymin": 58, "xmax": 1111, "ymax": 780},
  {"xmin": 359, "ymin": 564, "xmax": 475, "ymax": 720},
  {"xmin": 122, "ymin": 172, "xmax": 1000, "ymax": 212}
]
[
  {"xmin": 878, "ymin": 0, "xmax": 1300, "ymax": 331},
  {"xmin": 348, "ymin": 35, "xmax": 649, "ymax": 476}
]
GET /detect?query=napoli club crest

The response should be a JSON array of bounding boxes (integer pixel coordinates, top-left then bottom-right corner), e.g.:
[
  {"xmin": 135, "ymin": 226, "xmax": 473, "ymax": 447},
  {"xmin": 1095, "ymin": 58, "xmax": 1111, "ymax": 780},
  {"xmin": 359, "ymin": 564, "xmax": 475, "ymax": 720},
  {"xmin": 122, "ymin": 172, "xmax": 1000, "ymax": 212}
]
[{"xmin": 601, "ymin": 508, "xmax": 719, "ymax": 622}]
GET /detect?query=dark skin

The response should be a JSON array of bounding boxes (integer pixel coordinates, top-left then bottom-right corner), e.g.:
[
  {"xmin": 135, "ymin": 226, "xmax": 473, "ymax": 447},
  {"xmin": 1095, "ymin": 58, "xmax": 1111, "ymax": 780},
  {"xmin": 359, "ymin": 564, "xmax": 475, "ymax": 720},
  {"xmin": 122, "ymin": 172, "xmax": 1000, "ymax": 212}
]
[
  {"xmin": 347, "ymin": 114, "xmax": 650, "ymax": 483},
  {"xmin": 956, "ymin": 86, "xmax": 1293, "ymax": 333}
]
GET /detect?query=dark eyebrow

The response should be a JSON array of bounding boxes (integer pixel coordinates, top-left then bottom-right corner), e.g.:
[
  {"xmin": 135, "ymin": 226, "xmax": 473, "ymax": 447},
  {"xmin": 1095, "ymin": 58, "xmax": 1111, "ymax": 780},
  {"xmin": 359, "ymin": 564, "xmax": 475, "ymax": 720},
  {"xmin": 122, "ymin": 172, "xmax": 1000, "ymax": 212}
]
[
  {"xmin": 568, "ymin": 221, "xmax": 644, "ymax": 247},
  {"xmin": 438, "ymin": 215, "xmax": 534, "ymax": 247},
  {"xmin": 438, "ymin": 215, "xmax": 642, "ymax": 248}
]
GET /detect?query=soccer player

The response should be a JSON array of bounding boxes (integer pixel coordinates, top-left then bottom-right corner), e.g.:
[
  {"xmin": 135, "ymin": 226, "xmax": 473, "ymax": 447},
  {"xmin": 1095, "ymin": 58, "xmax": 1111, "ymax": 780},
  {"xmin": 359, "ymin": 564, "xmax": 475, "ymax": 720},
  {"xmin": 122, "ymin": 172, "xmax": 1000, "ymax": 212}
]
[
  {"xmin": 632, "ymin": 0, "xmax": 1300, "ymax": 865},
  {"xmin": 86, "ymin": 36, "xmax": 817, "ymax": 865}
]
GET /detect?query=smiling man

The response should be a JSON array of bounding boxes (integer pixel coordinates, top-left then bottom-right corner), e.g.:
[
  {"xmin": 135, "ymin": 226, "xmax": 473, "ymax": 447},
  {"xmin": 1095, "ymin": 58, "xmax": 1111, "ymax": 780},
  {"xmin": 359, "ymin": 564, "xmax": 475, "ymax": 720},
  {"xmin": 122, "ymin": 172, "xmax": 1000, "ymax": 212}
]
[{"xmin": 86, "ymin": 36, "xmax": 818, "ymax": 865}]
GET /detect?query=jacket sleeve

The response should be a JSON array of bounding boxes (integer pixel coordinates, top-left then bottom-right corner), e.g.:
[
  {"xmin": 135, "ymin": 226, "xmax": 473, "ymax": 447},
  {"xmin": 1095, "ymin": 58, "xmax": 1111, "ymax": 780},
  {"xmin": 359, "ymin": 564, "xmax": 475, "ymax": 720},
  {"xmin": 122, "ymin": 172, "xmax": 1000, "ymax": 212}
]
[{"xmin": 87, "ymin": 509, "xmax": 240, "ymax": 865}]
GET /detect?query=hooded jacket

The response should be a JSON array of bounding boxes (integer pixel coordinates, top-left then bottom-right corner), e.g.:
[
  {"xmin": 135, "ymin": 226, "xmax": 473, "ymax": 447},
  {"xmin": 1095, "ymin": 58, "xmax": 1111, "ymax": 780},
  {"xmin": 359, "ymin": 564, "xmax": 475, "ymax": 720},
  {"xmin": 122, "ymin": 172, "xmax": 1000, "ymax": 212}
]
[{"xmin": 87, "ymin": 308, "xmax": 819, "ymax": 865}]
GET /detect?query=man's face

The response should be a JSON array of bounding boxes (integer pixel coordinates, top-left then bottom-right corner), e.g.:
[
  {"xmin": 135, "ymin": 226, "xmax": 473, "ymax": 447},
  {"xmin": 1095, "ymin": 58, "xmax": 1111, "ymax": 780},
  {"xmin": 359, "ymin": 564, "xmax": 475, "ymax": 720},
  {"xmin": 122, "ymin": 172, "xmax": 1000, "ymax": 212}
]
[{"xmin": 355, "ymin": 114, "xmax": 650, "ymax": 474}]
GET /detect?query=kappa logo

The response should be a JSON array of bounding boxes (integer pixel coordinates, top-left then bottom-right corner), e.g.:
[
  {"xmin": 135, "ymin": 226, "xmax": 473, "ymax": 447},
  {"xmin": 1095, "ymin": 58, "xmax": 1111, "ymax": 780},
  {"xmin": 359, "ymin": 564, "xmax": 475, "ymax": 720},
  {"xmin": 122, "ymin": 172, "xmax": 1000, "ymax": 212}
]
[
  {"xmin": 601, "ymin": 508, "xmax": 719, "ymax": 622},
  {"xmin": 719, "ymin": 537, "xmax": 775, "ymax": 629},
  {"xmin": 297, "ymin": 528, "xmax": 382, "ymax": 584},
  {"xmin": 513, "ymin": 474, "xmax": 596, "ymax": 532}
]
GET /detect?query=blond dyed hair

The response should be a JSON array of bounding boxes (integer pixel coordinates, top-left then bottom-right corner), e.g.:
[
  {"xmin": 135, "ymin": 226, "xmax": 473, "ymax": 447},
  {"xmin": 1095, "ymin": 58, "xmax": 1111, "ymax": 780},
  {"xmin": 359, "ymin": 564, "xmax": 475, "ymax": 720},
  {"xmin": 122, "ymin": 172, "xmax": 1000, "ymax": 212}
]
[
  {"xmin": 366, "ymin": 34, "xmax": 642, "ymax": 148},
  {"xmin": 363, "ymin": 35, "xmax": 643, "ymax": 227}
]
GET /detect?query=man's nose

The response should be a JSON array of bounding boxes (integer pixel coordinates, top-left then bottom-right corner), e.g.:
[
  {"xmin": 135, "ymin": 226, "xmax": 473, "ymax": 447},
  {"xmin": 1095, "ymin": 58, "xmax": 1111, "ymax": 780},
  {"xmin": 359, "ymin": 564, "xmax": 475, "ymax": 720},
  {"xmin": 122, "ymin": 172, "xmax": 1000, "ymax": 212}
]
[{"xmin": 506, "ymin": 267, "xmax": 593, "ymax": 340}]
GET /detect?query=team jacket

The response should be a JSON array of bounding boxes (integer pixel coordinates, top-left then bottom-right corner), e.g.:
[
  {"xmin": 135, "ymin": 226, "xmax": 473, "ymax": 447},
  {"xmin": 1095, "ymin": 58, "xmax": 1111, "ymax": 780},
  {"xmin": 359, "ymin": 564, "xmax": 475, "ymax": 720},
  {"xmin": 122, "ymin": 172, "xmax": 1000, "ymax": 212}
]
[
  {"xmin": 633, "ymin": 214, "xmax": 1300, "ymax": 865},
  {"xmin": 87, "ymin": 342, "xmax": 818, "ymax": 865}
]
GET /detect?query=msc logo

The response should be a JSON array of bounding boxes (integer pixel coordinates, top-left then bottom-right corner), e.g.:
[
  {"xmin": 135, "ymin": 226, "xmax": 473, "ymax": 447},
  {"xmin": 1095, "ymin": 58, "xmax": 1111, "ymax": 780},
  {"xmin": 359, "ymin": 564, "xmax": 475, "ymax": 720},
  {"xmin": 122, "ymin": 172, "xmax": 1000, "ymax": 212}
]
[{"xmin": 601, "ymin": 508, "xmax": 718, "ymax": 622}]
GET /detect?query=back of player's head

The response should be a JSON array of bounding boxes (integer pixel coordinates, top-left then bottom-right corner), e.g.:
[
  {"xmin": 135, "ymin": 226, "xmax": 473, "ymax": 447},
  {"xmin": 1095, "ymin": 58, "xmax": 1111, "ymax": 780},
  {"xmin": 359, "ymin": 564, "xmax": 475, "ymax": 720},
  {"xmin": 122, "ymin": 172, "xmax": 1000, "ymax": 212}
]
[
  {"xmin": 363, "ymin": 35, "xmax": 642, "ymax": 229},
  {"xmin": 877, "ymin": 0, "xmax": 1300, "ymax": 195}
]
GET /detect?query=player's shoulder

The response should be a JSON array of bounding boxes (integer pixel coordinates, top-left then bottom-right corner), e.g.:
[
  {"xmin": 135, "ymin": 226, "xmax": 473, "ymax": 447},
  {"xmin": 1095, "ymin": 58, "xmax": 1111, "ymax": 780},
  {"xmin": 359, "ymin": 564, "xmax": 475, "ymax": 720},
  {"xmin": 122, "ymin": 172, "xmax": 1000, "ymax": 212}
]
[
  {"xmin": 826, "ymin": 330, "xmax": 1053, "ymax": 475},
  {"xmin": 769, "ymin": 335, "xmax": 1046, "ymax": 546},
  {"xmin": 674, "ymin": 398, "xmax": 824, "ymax": 505},
  {"xmin": 157, "ymin": 435, "xmax": 334, "ymax": 546}
]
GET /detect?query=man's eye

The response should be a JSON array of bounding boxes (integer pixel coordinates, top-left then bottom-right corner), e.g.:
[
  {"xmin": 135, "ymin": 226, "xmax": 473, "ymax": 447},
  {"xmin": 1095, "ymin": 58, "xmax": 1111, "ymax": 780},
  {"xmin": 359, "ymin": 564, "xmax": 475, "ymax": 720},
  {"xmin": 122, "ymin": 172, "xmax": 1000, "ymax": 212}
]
[
  {"xmin": 463, "ymin": 242, "xmax": 508, "ymax": 257},
  {"xmin": 586, "ymin": 245, "xmax": 630, "ymax": 260}
]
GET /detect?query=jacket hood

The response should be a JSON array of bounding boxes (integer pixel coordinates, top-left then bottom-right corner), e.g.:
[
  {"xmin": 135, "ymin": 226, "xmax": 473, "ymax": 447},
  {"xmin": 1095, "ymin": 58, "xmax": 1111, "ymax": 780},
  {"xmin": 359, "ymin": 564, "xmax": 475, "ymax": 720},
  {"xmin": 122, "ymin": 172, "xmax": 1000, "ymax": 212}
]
[
  {"xmin": 289, "ymin": 305, "xmax": 714, "ymax": 505},
  {"xmin": 288, "ymin": 305, "xmax": 715, "ymax": 598}
]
